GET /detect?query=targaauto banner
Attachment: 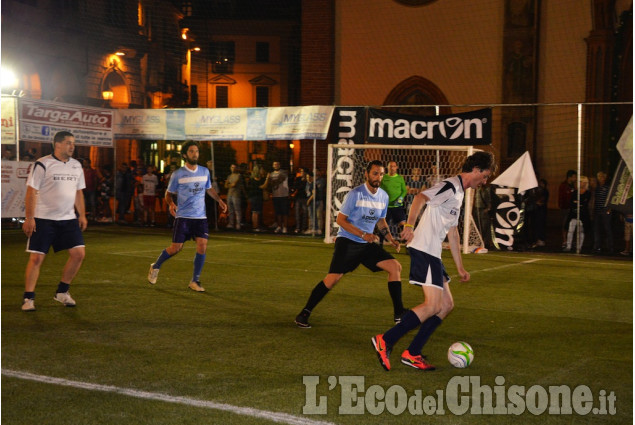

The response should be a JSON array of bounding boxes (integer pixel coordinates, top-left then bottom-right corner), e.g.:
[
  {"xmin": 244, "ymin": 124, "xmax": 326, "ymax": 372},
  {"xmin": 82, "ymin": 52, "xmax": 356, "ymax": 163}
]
[
  {"xmin": 367, "ymin": 108, "xmax": 492, "ymax": 145},
  {"xmin": 19, "ymin": 99, "xmax": 113, "ymax": 147}
]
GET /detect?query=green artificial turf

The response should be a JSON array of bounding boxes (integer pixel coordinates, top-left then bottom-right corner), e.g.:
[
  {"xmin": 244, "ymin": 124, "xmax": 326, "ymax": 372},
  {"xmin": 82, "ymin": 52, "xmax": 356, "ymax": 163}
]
[{"xmin": 2, "ymin": 226, "xmax": 632, "ymax": 424}]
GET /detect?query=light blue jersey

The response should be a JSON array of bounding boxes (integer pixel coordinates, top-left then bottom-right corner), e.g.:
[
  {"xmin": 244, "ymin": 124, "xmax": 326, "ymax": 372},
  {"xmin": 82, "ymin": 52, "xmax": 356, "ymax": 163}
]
[
  {"xmin": 337, "ymin": 183, "xmax": 389, "ymax": 243},
  {"xmin": 167, "ymin": 165, "xmax": 211, "ymax": 219}
]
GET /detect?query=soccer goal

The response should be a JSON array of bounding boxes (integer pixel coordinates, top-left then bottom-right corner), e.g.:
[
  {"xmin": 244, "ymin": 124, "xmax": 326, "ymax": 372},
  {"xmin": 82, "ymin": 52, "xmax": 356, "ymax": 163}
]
[{"xmin": 325, "ymin": 144, "xmax": 485, "ymax": 254}]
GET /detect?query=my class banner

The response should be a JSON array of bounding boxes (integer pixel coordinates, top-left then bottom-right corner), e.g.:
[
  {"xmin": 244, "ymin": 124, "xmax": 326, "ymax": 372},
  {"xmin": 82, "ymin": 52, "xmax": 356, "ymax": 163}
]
[
  {"xmin": 114, "ymin": 105, "xmax": 334, "ymax": 141},
  {"xmin": 367, "ymin": 108, "xmax": 492, "ymax": 145},
  {"xmin": 19, "ymin": 99, "xmax": 114, "ymax": 147},
  {"xmin": 1, "ymin": 161, "xmax": 33, "ymax": 218}
]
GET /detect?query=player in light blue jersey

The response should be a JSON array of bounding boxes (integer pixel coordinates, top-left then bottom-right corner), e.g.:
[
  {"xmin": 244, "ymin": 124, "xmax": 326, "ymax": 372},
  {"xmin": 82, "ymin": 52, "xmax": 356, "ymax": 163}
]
[
  {"xmin": 147, "ymin": 141, "xmax": 227, "ymax": 292},
  {"xmin": 372, "ymin": 151, "xmax": 495, "ymax": 372},
  {"xmin": 295, "ymin": 160, "xmax": 405, "ymax": 328}
]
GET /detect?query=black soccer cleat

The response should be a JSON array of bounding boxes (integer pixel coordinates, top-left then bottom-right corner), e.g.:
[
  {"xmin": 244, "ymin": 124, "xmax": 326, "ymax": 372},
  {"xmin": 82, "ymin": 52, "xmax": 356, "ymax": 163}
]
[{"xmin": 295, "ymin": 312, "xmax": 312, "ymax": 328}]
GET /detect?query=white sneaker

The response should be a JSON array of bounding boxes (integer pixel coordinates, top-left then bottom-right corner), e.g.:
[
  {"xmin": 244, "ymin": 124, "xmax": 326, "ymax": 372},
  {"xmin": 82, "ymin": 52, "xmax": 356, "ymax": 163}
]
[
  {"xmin": 282, "ymin": 227, "xmax": 288, "ymax": 234},
  {"xmin": 22, "ymin": 298, "xmax": 35, "ymax": 311},
  {"xmin": 188, "ymin": 281, "xmax": 205, "ymax": 292},
  {"xmin": 148, "ymin": 263, "xmax": 159, "ymax": 284},
  {"xmin": 274, "ymin": 226, "xmax": 282, "ymax": 233},
  {"xmin": 54, "ymin": 292, "xmax": 76, "ymax": 307}
]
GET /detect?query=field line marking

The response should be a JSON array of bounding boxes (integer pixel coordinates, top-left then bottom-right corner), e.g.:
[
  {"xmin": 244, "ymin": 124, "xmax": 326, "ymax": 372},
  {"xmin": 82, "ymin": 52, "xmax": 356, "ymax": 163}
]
[
  {"xmin": 2, "ymin": 369, "xmax": 337, "ymax": 425},
  {"xmin": 462, "ymin": 258, "xmax": 541, "ymax": 275}
]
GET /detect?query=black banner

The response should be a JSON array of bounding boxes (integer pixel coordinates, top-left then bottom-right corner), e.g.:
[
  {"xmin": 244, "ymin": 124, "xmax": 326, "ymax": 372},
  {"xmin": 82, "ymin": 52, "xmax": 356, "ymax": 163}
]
[
  {"xmin": 490, "ymin": 185, "xmax": 524, "ymax": 251},
  {"xmin": 367, "ymin": 108, "xmax": 492, "ymax": 145},
  {"xmin": 333, "ymin": 107, "xmax": 367, "ymax": 145},
  {"xmin": 607, "ymin": 158, "xmax": 633, "ymax": 215}
]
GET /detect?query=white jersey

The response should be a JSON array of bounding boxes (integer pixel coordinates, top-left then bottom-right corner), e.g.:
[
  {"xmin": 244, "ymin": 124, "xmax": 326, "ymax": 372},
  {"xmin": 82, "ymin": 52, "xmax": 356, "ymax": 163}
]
[
  {"xmin": 26, "ymin": 155, "xmax": 86, "ymax": 220},
  {"xmin": 407, "ymin": 175, "xmax": 464, "ymax": 259},
  {"xmin": 142, "ymin": 173, "xmax": 159, "ymax": 196}
]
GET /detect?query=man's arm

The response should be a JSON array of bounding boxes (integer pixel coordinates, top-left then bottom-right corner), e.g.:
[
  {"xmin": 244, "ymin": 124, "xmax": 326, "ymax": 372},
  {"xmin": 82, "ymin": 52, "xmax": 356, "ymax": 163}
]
[
  {"xmin": 206, "ymin": 186, "xmax": 228, "ymax": 213},
  {"xmin": 165, "ymin": 190, "xmax": 178, "ymax": 217},
  {"xmin": 335, "ymin": 213, "xmax": 378, "ymax": 243},
  {"xmin": 447, "ymin": 226, "xmax": 469, "ymax": 282},
  {"xmin": 75, "ymin": 189, "xmax": 87, "ymax": 231},
  {"xmin": 22, "ymin": 186, "xmax": 38, "ymax": 237},
  {"xmin": 376, "ymin": 218, "xmax": 400, "ymax": 252},
  {"xmin": 400, "ymin": 192, "xmax": 428, "ymax": 243}
]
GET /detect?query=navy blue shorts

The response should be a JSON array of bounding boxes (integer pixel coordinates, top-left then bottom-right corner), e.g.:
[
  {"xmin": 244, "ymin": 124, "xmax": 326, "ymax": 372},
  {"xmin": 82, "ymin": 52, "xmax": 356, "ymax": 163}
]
[
  {"xmin": 172, "ymin": 217, "xmax": 209, "ymax": 243},
  {"xmin": 328, "ymin": 237, "xmax": 395, "ymax": 274},
  {"xmin": 386, "ymin": 206, "xmax": 407, "ymax": 224},
  {"xmin": 408, "ymin": 247, "xmax": 450, "ymax": 289},
  {"xmin": 26, "ymin": 218, "xmax": 85, "ymax": 254}
]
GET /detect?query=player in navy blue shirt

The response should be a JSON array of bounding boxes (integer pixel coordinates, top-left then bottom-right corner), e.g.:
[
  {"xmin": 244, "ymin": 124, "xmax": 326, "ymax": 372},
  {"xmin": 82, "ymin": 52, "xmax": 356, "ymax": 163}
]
[
  {"xmin": 147, "ymin": 141, "xmax": 227, "ymax": 291},
  {"xmin": 294, "ymin": 160, "xmax": 405, "ymax": 328}
]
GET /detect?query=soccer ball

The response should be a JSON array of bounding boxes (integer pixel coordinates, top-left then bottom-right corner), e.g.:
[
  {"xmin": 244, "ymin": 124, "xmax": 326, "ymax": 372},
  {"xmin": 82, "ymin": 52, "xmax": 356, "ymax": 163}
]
[{"xmin": 448, "ymin": 341, "xmax": 474, "ymax": 368}]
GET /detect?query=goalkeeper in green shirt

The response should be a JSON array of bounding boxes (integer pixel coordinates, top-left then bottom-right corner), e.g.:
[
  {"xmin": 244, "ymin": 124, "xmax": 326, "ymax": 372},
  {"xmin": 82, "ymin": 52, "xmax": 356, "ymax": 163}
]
[{"xmin": 380, "ymin": 161, "xmax": 408, "ymax": 245}]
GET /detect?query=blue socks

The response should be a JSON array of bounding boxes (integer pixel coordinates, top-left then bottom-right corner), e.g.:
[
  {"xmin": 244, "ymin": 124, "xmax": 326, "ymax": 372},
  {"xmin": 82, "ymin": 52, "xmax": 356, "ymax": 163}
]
[
  {"xmin": 192, "ymin": 253, "xmax": 206, "ymax": 283},
  {"xmin": 153, "ymin": 249, "xmax": 172, "ymax": 269}
]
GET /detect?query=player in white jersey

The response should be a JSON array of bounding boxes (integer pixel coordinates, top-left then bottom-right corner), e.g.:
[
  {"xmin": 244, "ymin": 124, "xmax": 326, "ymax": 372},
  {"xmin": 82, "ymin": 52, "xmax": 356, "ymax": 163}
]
[
  {"xmin": 21, "ymin": 131, "xmax": 87, "ymax": 311},
  {"xmin": 372, "ymin": 151, "xmax": 495, "ymax": 371},
  {"xmin": 294, "ymin": 160, "xmax": 405, "ymax": 328},
  {"xmin": 147, "ymin": 141, "xmax": 227, "ymax": 292}
]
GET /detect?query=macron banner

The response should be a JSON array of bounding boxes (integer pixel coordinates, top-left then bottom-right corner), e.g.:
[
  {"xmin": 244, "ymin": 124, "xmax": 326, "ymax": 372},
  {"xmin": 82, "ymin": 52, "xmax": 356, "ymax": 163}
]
[
  {"xmin": 114, "ymin": 105, "xmax": 334, "ymax": 141},
  {"xmin": 19, "ymin": 99, "xmax": 113, "ymax": 147},
  {"xmin": 367, "ymin": 108, "xmax": 492, "ymax": 145}
]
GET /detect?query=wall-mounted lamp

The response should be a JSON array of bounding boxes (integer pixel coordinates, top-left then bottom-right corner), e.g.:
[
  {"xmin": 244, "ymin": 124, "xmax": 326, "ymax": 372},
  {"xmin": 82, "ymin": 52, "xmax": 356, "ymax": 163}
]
[
  {"xmin": 191, "ymin": 47, "xmax": 201, "ymax": 52},
  {"xmin": 289, "ymin": 143, "xmax": 295, "ymax": 149},
  {"xmin": 115, "ymin": 51, "xmax": 126, "ymax": 56},
  {"xmin": 181, "ymin": 28, "xmax": 189, "ymax": 40},
  {"xmin": 102, "ymin": 90, "xmax": 114, "ymax": 100}
]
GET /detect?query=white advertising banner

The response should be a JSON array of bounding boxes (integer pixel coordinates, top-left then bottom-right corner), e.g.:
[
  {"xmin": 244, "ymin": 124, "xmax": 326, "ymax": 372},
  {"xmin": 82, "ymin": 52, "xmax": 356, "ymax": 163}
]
[
  {"xmin": 1, "ymin": 160, "xmax": 32, "ymax": 217},
  {"xmin": 112, "ymin": 105, "xmax": 334, "ymax": 141},
  {"xmin": 264, "ymin": 105, "xmax": 334, "ymax": 140},
  {"xmin": 185, "ymin": 108, "xmax": 248, "ymax": 140},
  {"xmin": 1, "ymin": 96, "xmax": 18, "ymax": 145},
  {"xmin": 19, "ymin": 99, "xmax": 113, "ymax": 147}
]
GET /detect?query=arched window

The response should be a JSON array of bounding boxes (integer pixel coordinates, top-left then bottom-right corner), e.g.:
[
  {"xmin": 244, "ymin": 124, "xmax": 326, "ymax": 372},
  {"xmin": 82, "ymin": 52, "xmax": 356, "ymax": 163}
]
[{"xmin": 383, "ymin": 76, "xmax": 451, "ymax": 116}]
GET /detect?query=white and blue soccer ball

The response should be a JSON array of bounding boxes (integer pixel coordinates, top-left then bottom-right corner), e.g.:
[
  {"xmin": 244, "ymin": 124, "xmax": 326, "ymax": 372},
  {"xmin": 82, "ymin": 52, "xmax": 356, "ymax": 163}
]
[{"xmin": 448, "ymin": 341, "xmax": 474, "ymax": 368}]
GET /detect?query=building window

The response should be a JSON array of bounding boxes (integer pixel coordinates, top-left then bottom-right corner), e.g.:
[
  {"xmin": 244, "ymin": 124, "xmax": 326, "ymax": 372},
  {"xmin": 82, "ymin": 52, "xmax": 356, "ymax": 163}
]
[
  {"xmin": 210, "ymin": 41, "xmax": 235, "ymax": 74},
  {"xmin": 255, "ymin": 86, "xmax": 269, "ymax": 107},
  {"xmin": 256, "ymin": 42, "xmax": 270, "ymax": 63},
  {"xmin": 216, "ymin": 86, "xmax": 229, "ymax": 108},
  {"xmin": 106, "ymin": 0, "xmax": 126, "ymax": 28},
  {"xmin": 182, "ymin": 1, "xmax": 193, "ymax": 17}
]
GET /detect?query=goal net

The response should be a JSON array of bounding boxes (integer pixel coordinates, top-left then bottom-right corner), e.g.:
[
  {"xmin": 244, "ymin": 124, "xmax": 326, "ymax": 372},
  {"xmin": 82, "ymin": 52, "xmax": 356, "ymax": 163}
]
[{"xmin": 325, "ymin": 144, "xmax": 485, "ymax": 254}]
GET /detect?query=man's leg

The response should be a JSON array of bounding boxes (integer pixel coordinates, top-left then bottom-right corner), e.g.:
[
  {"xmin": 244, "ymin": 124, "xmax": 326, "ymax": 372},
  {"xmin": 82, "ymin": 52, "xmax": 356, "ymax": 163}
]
[
  {"xmin": 295, "ymin": 273, "xmax": 342, "ymax": 328},
  {"xmin": 377, "ymin": 259, "xmax": 404, "ymax": 321},
  {"xmin": 190, "ymin": 237, "xmax": 208, "ymax": 290}
]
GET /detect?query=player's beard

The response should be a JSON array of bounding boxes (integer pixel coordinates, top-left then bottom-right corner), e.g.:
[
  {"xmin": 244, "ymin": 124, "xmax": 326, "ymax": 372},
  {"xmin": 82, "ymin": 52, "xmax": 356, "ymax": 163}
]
[
  {"xmin": 368, "ymin": 179, "xmax": 381, "ymax": 188},
  {"xmin": 185, "ymin": 156, "xmax": 198, "ymax": 166}
]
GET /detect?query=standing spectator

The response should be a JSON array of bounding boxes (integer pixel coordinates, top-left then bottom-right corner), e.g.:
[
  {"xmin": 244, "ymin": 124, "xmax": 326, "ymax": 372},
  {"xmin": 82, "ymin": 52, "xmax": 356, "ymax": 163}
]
[
  {"xmin": 532, "ymin": 178, "xmax": 549, "ymax": 247},
  {"xmin": 304, "ymin": 170, "xmax": 317, "ymax": 234},
  {"xmin": 115, "ymin": 162, "xmax": 133, "ymax": 224},
  {"xmin": 292, "ymin": 167, "xmax": 309, "ymax": 234},
  {"xmin": 205, "ymin": 160, "xmax": 218, "ymax": 230},
  {"xmin": 371, "ymin": 151, "xmax": 495, "ymax": 371},
  {"xmin": 147, "ymin": 141, "xmax": 227, "ymax": 291},
  {"xmin": 558, "ymin": 170, "xmax": 577, "ymax": 248},
  {"xmin": 224, "ymin": 163, "xmax": 245, "ymax": 230},
  {"xmin": 314, "ymin": 167, "xmax": 327, "ymax": 235},
  {"xmin": 380, "ymin": 161, "xmax": 407, "ymax": 244},
  {"xmin": 475, "ymin": 184, "xmax": 493, "ymax": 249},
  {"xmin": 22, "ymin": 148, "xmax": 37, "ymax": 161},
  {"xmin": 592, "ymin": 171, "xmax": 613, "ymax": 254},
  {"xmin": 564, "ymin": 175, "xmax": 590, "ymax": 252},
  {"xmin": 82, "ymin": 159, "xmax": 100, "ymax": 222},
  {"xmin": 21, "ymin": 131, "xmax": 87, "ymax": 311},
  {"xmin": 2, "ymin": 146, "xmax": 15, "ymax": 161},
  {"xmin": 247, "ymin": 164, "xmax": 269, "ymax": 232},
  {"xmin": 142, "ymin": 165, "xmax": 159, "ymax": 226},
  {"xmin": 133, "ymin": 168, "xmax": 145, "ymax": 225},
  {"xmin": 97, "ymin": 165, "xmax": 113, "ymax": 222},
  {"xmin": 405, "ymin": 167, "xmax": 426, "ymax": 212},
  {"xmin": 269, "ymin": 161, "xmax": 289, "ymax": 234},
  {"xmin": 620, "ymin": 214, "xmax": 632, "ymax": 256}
]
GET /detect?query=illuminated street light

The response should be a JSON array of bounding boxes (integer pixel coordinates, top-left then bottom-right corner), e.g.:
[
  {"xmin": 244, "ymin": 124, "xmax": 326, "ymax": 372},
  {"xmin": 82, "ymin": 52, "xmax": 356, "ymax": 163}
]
[{"xmin": 1, "ymin": 68, "xmax": 19, "ymax": 89}]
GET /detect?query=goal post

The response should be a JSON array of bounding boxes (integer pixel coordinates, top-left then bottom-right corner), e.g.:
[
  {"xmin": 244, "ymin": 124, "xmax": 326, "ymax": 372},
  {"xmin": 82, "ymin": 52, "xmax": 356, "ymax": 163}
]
[{"xmin": 325, "ymin": 144, "xmax": 485, "ymax": 254}]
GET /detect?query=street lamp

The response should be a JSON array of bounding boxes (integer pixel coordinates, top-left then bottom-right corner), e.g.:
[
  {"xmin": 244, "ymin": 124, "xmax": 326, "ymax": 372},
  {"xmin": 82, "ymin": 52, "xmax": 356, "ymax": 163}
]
[{"xmin": 184, "ymin": 47, "xmax": 201, "ymax": 105}]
